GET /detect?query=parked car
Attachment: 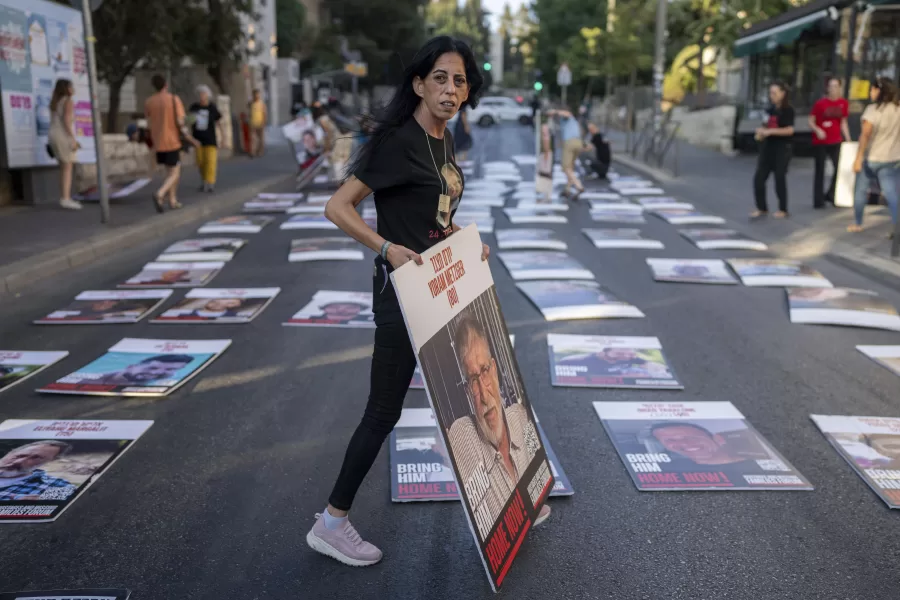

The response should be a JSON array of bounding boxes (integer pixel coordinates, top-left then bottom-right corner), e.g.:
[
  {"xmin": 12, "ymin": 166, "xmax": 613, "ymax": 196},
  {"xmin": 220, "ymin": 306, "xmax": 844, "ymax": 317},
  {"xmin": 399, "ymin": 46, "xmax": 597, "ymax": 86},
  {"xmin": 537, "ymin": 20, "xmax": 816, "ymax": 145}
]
[{"xmin": 468, "ymin": 96, "xmax": 533, "ymax": 127}]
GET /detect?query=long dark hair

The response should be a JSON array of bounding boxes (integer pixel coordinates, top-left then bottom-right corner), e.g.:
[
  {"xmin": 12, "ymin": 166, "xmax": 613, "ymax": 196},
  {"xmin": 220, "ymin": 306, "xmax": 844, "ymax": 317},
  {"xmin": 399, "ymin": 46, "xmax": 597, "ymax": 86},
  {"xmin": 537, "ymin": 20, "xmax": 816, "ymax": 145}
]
[
  {"xmin": 50, "ymin": 78, "xmax": 73, "ymax": 112},
  {"xmin": 349, "ymin": 36, "xmax": 484, "ymax": 176},
  {"xmin": 873, "ymin": 77, "xmax": 899, "ymax": 107},
  {"xmin": 769, "ymin": 80, "xmax": 791, "ymax": 109}
]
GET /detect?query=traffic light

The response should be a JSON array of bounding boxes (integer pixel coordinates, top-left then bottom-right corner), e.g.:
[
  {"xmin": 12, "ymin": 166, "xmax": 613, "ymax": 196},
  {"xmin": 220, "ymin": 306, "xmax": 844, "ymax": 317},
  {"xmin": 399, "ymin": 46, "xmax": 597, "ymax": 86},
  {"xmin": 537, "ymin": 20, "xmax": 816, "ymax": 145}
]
[
  {"xmin": 483, "ymin": 62, "xmax": 492, "ymax": 71},
  {"xmin": 534, "ymin": 81, "xmax": 543, "ymax": 92}
]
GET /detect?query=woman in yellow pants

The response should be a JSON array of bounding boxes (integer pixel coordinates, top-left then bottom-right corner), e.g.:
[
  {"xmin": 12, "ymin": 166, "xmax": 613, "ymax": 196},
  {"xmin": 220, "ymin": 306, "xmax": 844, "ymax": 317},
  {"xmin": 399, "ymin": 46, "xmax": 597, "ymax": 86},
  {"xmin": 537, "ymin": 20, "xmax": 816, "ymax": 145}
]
[{"xmin": 189, "ymin": 85, "xmax": 223, "ymax": 192}]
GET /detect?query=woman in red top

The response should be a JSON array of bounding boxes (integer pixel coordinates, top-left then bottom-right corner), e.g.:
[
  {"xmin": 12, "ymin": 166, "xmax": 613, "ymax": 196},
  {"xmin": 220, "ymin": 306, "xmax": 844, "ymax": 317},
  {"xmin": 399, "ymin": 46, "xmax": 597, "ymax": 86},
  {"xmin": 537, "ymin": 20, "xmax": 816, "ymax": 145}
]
[{"xmin": 808, "ymin": 76, "xmax": 850, "ymax": 208}]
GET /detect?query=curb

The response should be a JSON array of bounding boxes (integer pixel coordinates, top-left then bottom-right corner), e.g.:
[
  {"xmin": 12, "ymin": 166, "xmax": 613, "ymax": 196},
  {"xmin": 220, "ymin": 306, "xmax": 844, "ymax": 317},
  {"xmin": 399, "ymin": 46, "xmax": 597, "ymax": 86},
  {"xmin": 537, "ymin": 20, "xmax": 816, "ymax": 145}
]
[
  {"xmin": 611, "ymin": 153, "xmax": 675, "ymax": 183},
  {"xmin": 0, "ymin": 172, "xmax": 294, "ymax": 297}
]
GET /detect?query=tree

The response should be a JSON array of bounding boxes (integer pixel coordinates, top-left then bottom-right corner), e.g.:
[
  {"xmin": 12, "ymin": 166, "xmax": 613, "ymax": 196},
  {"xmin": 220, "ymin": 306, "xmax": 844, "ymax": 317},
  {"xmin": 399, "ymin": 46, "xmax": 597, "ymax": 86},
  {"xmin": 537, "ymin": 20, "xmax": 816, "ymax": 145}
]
[
  {"xmin": 179, "ymin": 0, "xmax": 255, "ymax": 95},
  {"xmin": 93, "ymin": 0, "xmax": 186, "ymax": 132},
  {"xmin": 276, "ymin": 0, "xmax": 307, "ymax": 58}
]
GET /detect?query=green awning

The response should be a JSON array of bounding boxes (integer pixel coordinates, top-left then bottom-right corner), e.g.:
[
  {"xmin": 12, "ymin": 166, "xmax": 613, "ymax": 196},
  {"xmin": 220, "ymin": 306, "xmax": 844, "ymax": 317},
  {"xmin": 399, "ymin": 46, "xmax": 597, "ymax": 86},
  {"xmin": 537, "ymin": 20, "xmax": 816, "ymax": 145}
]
[{"xmin": 733, "ymin": 10, "xmax": 829, "ymax": 57}]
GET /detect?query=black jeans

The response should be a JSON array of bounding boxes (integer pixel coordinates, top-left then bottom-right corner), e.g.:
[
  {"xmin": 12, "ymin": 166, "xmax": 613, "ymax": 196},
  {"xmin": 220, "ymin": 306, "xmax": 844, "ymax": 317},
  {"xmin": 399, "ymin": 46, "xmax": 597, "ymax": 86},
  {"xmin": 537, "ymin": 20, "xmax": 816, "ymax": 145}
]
[
  {"xmin": 328, "ymin": 257, "xmax": 417, "ymax": 511},
  {"xmin": 813, "ymin": 143, "xmax": 841, "ymax": 207},
  {"xmin": 580, "ymin": 151, "xmax": 609, "ymax": 179},
  {"xmin": 753, "ymin": 143, "xmax": 791, "ymax": 213}
]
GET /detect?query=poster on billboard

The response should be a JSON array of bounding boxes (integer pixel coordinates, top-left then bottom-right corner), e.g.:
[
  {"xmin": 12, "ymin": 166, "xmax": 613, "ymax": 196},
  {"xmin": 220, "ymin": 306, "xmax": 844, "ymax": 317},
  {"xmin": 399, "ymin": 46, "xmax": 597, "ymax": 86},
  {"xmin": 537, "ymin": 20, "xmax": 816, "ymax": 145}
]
[
  {"xmin": 0, "ymin": 0, "xmax": 95, "ymax": 168},
  {"xmin": 517, "ymin": 280, "xmax": 644, "ymax": 321},
  {"xmin": 595, "ymin": 402, "xmax": 812, "ymax": 491},
  {"xmin": 548, "ymin": 334, "xmax": 682, "ymax": 389},
  {"xmin": 0, "ymin": 419, "xmax": 152, "ymax": 523},
  {"xmin": 389, "ymin": 407, "xmax": 573, "ymax": 502},
  {"xmin": 390, "ymin": 225, "xmax": 553, "ymax": 591},
  {"xmin": 34, "ymin": 290, "xmax": 172, "ymax": 324},
  {"xmin": 727, "ymin": 259, "xmax": 833, "ymax": 288},
  {"xmin": 787, "ymin": 288, "xmax": 900, "ymax": 331},
  {"xmin": 0, "ymin": 351, "xmax": 68, "ymax": 394},
  {"xmin": 646, "ymin": 258, "xmax": 738, "ymax": 284},
  {"xmin": 38, "ymin": 338, "xmax": 231, "ymax": 397},
  {"xmin": 811, "ymin": 414, "xmax": 900, "ymax": 509}
]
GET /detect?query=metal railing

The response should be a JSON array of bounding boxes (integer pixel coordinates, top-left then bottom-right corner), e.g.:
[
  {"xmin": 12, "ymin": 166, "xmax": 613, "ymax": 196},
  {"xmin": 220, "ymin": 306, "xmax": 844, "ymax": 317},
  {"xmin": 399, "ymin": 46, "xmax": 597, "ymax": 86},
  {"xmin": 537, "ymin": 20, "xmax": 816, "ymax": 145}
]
[{"xmin": 629, "ymin": 114, "xmax": 681, "ymax": 176}]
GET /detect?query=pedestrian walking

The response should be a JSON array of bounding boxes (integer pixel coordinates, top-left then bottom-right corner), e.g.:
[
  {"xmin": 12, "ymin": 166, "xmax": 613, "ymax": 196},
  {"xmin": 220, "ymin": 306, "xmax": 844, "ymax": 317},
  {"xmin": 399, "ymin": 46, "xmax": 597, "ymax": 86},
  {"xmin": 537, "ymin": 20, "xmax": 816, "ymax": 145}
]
[
  {"xmin": 145, "ymin": 74, "xmax": 199, "ymax": 212},
  {"xmin": 249, "ymin": 89, "xmax": 267, "ymax": 157},
  {"xmin": 454, "ymin": 105, "xmax": 473, "ymax": 160},
  {"xmin": 809, "ymin": 76, "xmax": 850, "ymax": 208},
  {"xmin": 751, "ymin": 81, "xmax": 795, "ymax": 219},
  {"xmin": 849, "ymin": 77, "xmax": 900, "ymax": 234},
  {"xmin": 307, "ymin": 35, "xmax": 547, "ymax": 568},
  {"xmin": 189, "ymin": 85, "xmax": 222, "ymax": 193},
  {"xmin": 47, "ymin": 78, "xmax": 82, "ymax": 210},
  {"xmin": 548, "ymin": 108, "xmax": 585, "ymax": 197}
]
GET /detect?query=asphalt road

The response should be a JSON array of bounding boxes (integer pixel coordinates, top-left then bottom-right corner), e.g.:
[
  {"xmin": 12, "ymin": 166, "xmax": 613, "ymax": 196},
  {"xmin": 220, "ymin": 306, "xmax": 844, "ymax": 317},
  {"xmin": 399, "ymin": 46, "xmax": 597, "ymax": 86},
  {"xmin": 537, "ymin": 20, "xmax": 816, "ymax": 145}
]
[{"xmin": 2, "ymin": 122, "xmax": 900, "ymax": 599}]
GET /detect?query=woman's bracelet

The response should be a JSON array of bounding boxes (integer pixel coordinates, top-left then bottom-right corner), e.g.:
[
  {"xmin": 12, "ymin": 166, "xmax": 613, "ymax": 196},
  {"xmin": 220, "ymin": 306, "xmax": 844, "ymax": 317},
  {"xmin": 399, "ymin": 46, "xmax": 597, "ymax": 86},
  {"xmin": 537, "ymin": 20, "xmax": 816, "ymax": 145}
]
[{"xmin": 380, "ymin": 240, "xmax": 392, "ymax": 260}]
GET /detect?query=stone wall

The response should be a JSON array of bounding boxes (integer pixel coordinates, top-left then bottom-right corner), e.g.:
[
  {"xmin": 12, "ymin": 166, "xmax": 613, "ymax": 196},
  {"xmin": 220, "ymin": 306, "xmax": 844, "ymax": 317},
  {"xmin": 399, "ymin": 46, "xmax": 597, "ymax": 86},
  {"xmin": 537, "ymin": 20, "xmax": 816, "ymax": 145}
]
[{"xmin": 668, "ymin": 105, "xmax": 738, "ymax": 153}]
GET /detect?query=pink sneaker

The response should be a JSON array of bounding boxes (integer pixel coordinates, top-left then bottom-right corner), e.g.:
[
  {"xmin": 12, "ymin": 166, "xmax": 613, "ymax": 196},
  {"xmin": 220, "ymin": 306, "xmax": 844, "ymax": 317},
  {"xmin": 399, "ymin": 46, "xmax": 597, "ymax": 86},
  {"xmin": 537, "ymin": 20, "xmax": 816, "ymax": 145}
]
[{"xmin": 306, "ymin": 513, "xmax": 383, "ymax": 567}]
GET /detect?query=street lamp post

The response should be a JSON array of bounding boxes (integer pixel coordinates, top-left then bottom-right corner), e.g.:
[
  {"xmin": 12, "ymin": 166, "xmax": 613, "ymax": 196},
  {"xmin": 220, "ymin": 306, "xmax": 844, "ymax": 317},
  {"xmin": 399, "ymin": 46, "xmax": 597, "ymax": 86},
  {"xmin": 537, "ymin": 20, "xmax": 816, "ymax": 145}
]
[
  {"xmin": 651, "ymin": 0, "xmax": 668, "ymax": 149},
  {"xmin": 77, "ymin": 0, "xmax": 109, "ymax": 223}
]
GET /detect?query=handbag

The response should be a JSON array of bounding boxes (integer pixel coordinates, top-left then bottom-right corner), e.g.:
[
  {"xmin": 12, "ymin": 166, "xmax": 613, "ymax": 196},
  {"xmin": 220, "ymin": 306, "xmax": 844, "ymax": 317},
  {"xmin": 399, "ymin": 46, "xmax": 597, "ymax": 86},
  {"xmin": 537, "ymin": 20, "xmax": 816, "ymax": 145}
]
[{"xmin": 46, "ymin": 143, "xmax": 55, "ymax": 159}]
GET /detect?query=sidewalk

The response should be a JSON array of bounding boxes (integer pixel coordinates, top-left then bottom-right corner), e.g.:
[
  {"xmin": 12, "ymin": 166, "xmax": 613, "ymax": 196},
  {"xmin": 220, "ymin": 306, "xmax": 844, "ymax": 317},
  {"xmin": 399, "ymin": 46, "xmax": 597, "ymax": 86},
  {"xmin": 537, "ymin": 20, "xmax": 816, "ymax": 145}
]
[
  {"xmin": 0, "ymin": 146, "xmax": 296, "ymax": 296},
  {"xmin": 607, "ymin": 130, "xmax": 900, "ymax": 284}
]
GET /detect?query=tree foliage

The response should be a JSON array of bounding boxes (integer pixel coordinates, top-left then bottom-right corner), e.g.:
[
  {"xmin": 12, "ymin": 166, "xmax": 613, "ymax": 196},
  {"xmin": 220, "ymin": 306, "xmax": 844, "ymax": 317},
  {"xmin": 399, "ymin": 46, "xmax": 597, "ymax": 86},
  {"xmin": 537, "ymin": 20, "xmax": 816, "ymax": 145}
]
[
  {"xmin": 177, "ymin": 0, "xmax": 255, "ymax": 95},
  {"xmin": 276, "ymin": 0, "xmax": 307, "ymax": 59}
]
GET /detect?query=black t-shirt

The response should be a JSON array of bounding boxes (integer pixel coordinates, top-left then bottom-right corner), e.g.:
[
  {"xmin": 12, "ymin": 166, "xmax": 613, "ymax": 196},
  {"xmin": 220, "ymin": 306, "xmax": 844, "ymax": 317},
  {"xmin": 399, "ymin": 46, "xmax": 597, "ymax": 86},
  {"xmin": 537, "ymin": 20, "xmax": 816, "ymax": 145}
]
[
  {"xmin": 591, "ymin": 134, "xmax": 611, "ymax": 164},
  {"xmin": 189, "ymin": 102, "xmax": 222, "ymax": 146},
  {"xmin": 764, "ymin": 104, "xmax": 795, "ymax": 145},
  {"xmin": 355, "ymin": 118, "xmax": 463, "ymax": 254}
]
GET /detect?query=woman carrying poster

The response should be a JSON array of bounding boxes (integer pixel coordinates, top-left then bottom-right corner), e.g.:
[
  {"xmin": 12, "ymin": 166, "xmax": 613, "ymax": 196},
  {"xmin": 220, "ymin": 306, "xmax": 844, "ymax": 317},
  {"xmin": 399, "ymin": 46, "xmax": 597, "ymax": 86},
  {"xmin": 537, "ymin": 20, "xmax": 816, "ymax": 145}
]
[{"xmin": 306, "ymin": 36, "xmax": 530, "ymax": 568}]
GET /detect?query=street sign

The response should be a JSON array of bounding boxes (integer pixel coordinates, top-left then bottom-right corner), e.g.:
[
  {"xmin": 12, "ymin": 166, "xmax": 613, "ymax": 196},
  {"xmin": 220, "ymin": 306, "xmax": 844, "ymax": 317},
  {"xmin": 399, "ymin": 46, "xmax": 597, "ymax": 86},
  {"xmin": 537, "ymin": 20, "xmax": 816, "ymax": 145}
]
[
  {"xmin": 70, "ymin": 0, "xmax": 104, "ymax": 11},
  {"xmin": 557, "ymin": 63, "xmax": 572, "ymax": 87},
  {"xmin": 343, "ymin": 62, "xmax": 368, "ymax": 77}
]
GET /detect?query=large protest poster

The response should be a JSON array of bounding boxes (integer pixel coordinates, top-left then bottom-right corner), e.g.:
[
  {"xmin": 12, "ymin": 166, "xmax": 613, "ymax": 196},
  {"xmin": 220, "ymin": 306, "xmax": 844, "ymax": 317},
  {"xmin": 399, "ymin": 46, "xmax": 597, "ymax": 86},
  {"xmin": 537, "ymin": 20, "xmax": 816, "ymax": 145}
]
[
  {"xmin": 38, "ymin": 338, "xmax": 230, "ymax": 397},
  {"xmin": 0, "ymin": 419, "xmax": 152, "ymax": 522},
  {"xmin": 0, "ymin": 0, "xmax": 95, "ymax": 168},
  {"xmin": 811, "ymin": 414, "xmax": 900, "ymax": 508},
  {"xmin": 549, "ymin": 334, "xmax": 682, "ymax": 389},
  {"xmin": 595, "ymin": 402, "xmax": 812, "ymax": 491},
  {"xmin": 787, "ymin": 287, "xmax": 900, "ymax": 331},
  {"xmin": 0, "ymin": 351, "xmax": 68, "ymax": 394},
  {"xmin": 0, "ymin": 591, "xmax": 130, "ymax": 600},
  {"xmin": 34, "ymin": 290, "xmax": 172, "ymax": 324},
  {"xmin": 391, "ymin": 225, "xmax": 553, "ymax": 592},
  {"xmin": 390, "ymin": 407, "xmax": 573, "ymax": 502}
]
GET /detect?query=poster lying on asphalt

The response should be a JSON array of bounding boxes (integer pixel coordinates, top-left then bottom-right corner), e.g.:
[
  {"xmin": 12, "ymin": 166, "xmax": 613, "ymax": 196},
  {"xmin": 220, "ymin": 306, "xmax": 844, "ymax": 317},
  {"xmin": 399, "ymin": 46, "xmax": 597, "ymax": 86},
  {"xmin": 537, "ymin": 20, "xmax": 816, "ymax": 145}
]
[
  {"xmin": 857, "ymin": 345, "xmax": 900, "ymax": 377},
  {"xmin": 495, "ymin": 229, "xmax": 567, "ymax": 251},
  {"xmin": 594, "ymin": 402, "xmax": 812, "ymax": 491},
  {"xmin": 517, "ymin": 280, "xmax": 643, "ymax": 321},
  {"xmin": 73, "ymin": 178, "xmax": 151, "ymax": 202},
  {"xmin": 618, "ymin": 187, "xmax": 664, "ymax": 196},
  {"xmin": 390, "ymin": 408, "xmax": 573, "ymax": 502},
  {"xmin": 284, "ymin": 290, "xmax": 375, "ymax": 328},
  {"xmin": 0, "ymin": 590, "xmax": 130, "ymax": 600},
  {"xmin": 35, "ymin": 290, "xmax": 172, "ymax": 324},
  {"xmin": 258, "ymin": 192, "xmax": 306, "ymax": 200},
  {"xmin": 548, "ymin": 334, "xmax": 682, "ymax": 389},
  {"xmin": 38, "ymin": 338, "xmax": 231, "ymax": 397},
  {"xmin": 286, "ymin": 203, "xmax": 327, "ymax": 214},
  {"xmin": 646, "ymin": 258, "xmax": 738, "ymax": 284},
  {"xmin": 280, "ymin": 215, "xmax": 340, "ymax": 230},
  {"xmin": 811, "ymin": 414, "xmax": 900, "ymax": 508},
  {"xmin": 304, "ymin": 193, "xmax": 333, "ymax": 204},
  {"xmin": 289, "ymin": 238, "xmax": 364, "ymax": 262},
  {"xmin": 680, "ymin": 228, "xmax": 768, "ymax": 251},
  {"xmin": 463, "ymin": 195, "xmax": 506, "ymax": 208},
  {"xmin": 0, "ymin": 351, "xmax": 69, "ymax": 394},
  {"xmin": 453, "ymin": 214, "xmax": 495, "ymax": 234},
  {"xmin": 503, "ymin": 208, "xmax": 567, "ymax": 224},
  {"xmin": 242, "ymin": 199, "xmax": 296, "ymax": 213},
  {"xmin": 197, "ymin": 215, "xmax": 273, "ymax": 234},
  {"xmin": 390, "ymin": 225, "xmax": 553, "ymax": 592},
  {"xmin": 0, "ymin": 419, "xmax": 153, "ymax": 523},
  {"xmin": 498, "ymin": 251, "xmax": 594, "ymax": 280},
  {"xmin": 157, "ymin": 238, "xmax": 246, "ymax": 262},
  {"xmin": 588, "ymin": 197, "xmax": 636, "ymax": 209},
  {"xmin": 581, "ymin": 192, "xmax": 623, "ymax": 202},
  {"xmin": 652, "ymin": 209, "xmax": 725, "ymax": 225},
  {"xmin": 728, "ymin": 259, "xmax": 833, "ymax": 288},
  {"xmin": 787, "ymin": 288, "xmax": 900, "ymax": 331},
  {"xmin": 151, "ymin": 288, "xmax": 280, "ymax": 324},
  {"xmin": 583, "ymin": 228, "xmax": 664, "ymax": 249},
  {"xmin": 590, "ymin": 207, "xmax": 646, "ymax": 224},
  {"xmin": 119, "ymin": 262, "xmax": 224, "ymax": 289},
  {"xmin": 514, "ymin": 199, "xmax": 569, "ymax": 212},
  {"xmin": 637, "ymin": 197, "xmax": 694, "ymax": 211}
]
